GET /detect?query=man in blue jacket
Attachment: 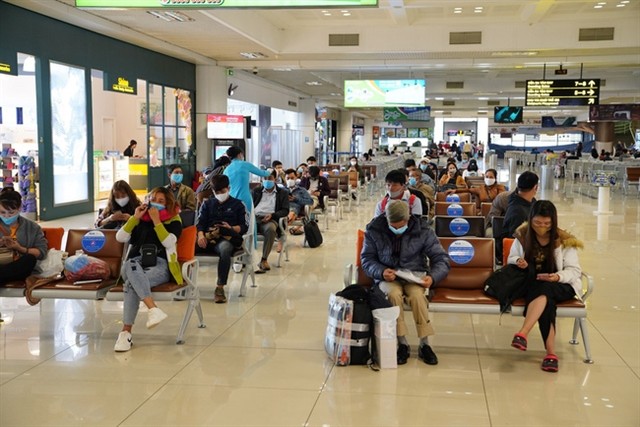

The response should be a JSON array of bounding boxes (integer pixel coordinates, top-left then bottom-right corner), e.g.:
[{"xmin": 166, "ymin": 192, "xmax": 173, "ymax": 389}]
[
  {"xmin": 361, "ymin": 201, "xmax": 451, "ymax": 365},
  {"xmin": 197, "ymin": 175, "xmax": 248, "ymax": 303}
]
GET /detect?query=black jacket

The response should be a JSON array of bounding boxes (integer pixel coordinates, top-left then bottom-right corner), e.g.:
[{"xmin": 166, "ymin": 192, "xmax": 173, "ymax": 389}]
[
  {"xmin": 251, "ymin": 185, "xmax": 290, "ymax": 223},
  {"xmin": 500, "ymin": 191, "xmax": 535, "ymax": 240}
]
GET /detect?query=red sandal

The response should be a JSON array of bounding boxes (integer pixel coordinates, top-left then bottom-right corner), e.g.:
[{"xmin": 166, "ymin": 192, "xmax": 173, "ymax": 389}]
[
  {"xmin": 541, "ymin": 354, "xmax": 559, "ymax": 373},
  {"xmin": 511, "ymin": 334, "xmax": 527, "ymax": 351}
]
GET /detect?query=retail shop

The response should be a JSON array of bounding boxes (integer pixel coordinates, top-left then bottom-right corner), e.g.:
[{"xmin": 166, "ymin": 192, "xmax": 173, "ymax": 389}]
[{"xmin": 0, "ymin": 2, "xmax": 196, "ymax": 220}]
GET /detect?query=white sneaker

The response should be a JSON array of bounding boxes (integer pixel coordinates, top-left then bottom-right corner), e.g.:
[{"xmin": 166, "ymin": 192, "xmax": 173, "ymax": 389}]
[
  {"xmin": 114, "ymin": 331, "xmax": 133, "ymax": 352},
  {"xmin": 146, "ymin": 307, "xmax": 168, "ymax": 329}
]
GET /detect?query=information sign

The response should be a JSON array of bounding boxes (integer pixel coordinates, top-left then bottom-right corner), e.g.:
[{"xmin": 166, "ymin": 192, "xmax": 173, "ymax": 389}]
[{"xmin": 525, "ymin": 79, "xmax": 600, "ymax": 107}]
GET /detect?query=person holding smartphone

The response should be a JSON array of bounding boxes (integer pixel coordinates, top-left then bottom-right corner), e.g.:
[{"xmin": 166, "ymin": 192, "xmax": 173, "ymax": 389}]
[
  {"xmin": 114, "ymin": 187, "xmax": 183, "ymax": 352},
  {"xmin": 507, "ymin": 200, "xmax": 583, "ymax": 373}
]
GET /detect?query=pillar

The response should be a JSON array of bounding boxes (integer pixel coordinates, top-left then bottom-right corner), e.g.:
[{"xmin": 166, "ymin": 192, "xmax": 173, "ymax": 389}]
[
  {"xmin": 594, "ymin": 121, "xmax": 614, "ymax": 155},
  {"xmin": 299, "ymin": 98, "xmax": 316, "ymax": 162},
  {"xmin": 195, "ymin": 65, "xmax": 228, "ymax": 170},
  {"xmin": 338, "ymin": 110, "xmax": 353, "ymax": 153}
]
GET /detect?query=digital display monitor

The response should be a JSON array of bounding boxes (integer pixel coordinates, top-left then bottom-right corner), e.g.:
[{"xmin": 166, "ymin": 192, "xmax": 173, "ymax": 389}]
[
  {"xmin": 207, "ymin": 114, "xmax": 245, "ymax": 139},
  {"xmin": 494, "ymin": 106, "xmax": 523, "ymax": 124},
  {"xmin": 344, "ymin": 80, "xmax": 426, "ymax": 108},
  {"xmin": 213, "ymin": 145, "xmax": 229, "ymax": 160}
]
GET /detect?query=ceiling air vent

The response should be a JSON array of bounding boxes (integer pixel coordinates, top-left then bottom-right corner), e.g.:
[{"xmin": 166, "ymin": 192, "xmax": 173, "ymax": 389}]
[
  {"xmin": 579, "ymin": 27, "xmax": 614, "ymax": 41},
  {"xmin": 442, "ymin": 111, "xmax": 453, "ymax": 115},
  {"xmin": 449, "ymin": 31, "xmax": 482, "ymax": 45},
  {"xmin": 487, "ymin": 100, "xmax": 500, "ymax": 106},
  {"xmin": 477, "ymin": 111, "xmax": 488, "ymax": 115},
  {"xmin": 329, "ymin": 34, "xmax": 360, "ymax": 46},
  {"xmin": 446, "ymin": 81, "xmax": 464, "ymax": 89},
  {"xmin": 442, "ymin": 100, "xmax": 456, "ymax": 106},
  {"xmin": 515, "ymin": 81, "xmax": 526, "ymax": 89}
]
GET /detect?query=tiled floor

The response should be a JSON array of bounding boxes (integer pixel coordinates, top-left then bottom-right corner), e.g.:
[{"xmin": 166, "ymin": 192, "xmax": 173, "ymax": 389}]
[{"xmin": 1, "ymin": 173, "xmax": 639, "ymax": 426}]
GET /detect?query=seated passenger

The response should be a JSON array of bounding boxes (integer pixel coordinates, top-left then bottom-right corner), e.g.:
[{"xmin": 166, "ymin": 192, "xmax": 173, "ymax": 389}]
[
  {"xmin": 485, "ymin": 189, "xmax": 513, "ymax": 236},
  {"xmin": 95, "ymin": 180, "xmax": 141, "ymax": 229},
  {"xmin": 408, "ymin": 168, "xmax": 434, "ymax": 218},
  {"xmin": 374, "ymin": 169, "xmax": 423, "ymax": 217},
  {"xmin": 462, "ymin": 159, "xmax": 482, "ymax": 178},
  {"xmin": 114, "ymin": 187, "xmax": 182, "ymax": 352},
  {"xmin": 252, "ymin": 170, "xmax": 290, "ymax": 273},
  {"xmin": 272, "ymin": 160, "xmax": 286, "ymax": 185},
  {"xmin": 299, "ymin": 166, "xmax": 330, "ymax": 211},
  {"xmin": 438, "ymin": 163, "xmax": 467, "ymax": 191},
  {"xmin": 347, "ymin": 156, "xmax": 365, "ymax": 185},
  {"xmin": 284, "ymin": 168, "xmax": 313, "ymax": 236},
  {"xmin": 447, "ymin": 168, "xmax": 507, "ymax": 212},
  {"xmin": 196, "ymin": 175, "xmax": 248, "ymax": 304},
  {"xmin": 508, "ymin": 201, "xmax": 583, "ymax": 373},
  {"xmin": 497, "ymin": 171, "xmax": 538, "ymax": 261},
  {"xmin": 165, "ymin": 164, "xmax": 196, "ymax": 212},
  {"xmin": 361, "ymin": 201, "xmax": 451, "ymax": 365},
  {"xmin": 0, "ymin": 188, "xmax": 48, "ymax": 285}
]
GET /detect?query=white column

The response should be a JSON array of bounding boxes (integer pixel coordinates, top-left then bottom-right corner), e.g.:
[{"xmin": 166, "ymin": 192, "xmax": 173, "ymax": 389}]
[
  {"xmin": 363, "ymin": 118, "xmax": 375, "ymax": 153},
  {"xmin": 195, "ymin": 65, "xmax": 227, "ymax": 170},
  {"xmin": 299, "ymin": 98, "xmax": 316, "ymax": 162},
  {"xmin": 338, "ymin": 110, "xmax": 353, "ymax": 153}
]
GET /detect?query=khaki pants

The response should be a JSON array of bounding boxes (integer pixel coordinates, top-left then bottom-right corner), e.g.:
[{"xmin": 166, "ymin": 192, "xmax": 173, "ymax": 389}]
[{"xmin": 379, "ymin": 281, "xmax": 434, "ymax": 338}]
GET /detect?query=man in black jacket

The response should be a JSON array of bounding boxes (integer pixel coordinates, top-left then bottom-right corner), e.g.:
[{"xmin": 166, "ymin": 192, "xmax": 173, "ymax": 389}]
[
  {"xmin": 252, "ymin": 170, "xmax": 290, "ymax": 273},
  {"xmin": 299, "ymin": 166, "xmax": 331, "ymax": 210},
  {"xmin": 497, "ymin": 171, "xmax": 538, "ymax": 259}
]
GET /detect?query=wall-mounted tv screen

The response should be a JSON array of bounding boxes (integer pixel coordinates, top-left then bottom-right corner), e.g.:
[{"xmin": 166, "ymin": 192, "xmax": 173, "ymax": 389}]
[
  {"xmin": 344, "ymin": 80, "xmax": 425, "ymax": 108},
  {"xmin": 494, "ymin": 106, "xmax": 523, "ymax": 124},
  {"xmin": 207, "ymin": 114, "xmax": 245, "ymax": 139}
]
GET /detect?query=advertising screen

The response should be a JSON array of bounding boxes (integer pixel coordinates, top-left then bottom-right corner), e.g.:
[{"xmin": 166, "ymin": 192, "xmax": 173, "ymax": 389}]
[
  {"xmin": 494, "ymin": 106, "xmax": 523, "ymax": 124},
  {"xmin": 207, "ymin": 114, "xmax": 245, "ymax": 139},
  {"xmin": 344, "ymin": 80, "xmax": 425, "ymax": 108}
]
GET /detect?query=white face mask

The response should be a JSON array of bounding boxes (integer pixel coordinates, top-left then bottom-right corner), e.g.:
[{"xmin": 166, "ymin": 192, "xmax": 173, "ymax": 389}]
[
  {"xmin": 286, "ymin": 179, "xmax": 296, "ymax": 188},
  {"xmin": 214, "ymin": 192, "xmax": 230, "ymax": 203},
  {"xmin": 350, "ymin": 160, "xmax": 357, "ymax": 166},
  {"xmin": 115, "ymin": 197, "xmax": 129, "ymax": 207},
  {"xmin": 484, "ymin": 178, "xmax": 496, "ymax": 186}
]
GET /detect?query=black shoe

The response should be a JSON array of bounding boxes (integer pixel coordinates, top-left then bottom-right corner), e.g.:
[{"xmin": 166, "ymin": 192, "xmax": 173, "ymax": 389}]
[
  {"xmin": 419, "ymin": 344, "xmax": 438, "ymax": 365},
  {"xmin": 397, "ymin": 344, "xmax": 410, "ymax": 365}
]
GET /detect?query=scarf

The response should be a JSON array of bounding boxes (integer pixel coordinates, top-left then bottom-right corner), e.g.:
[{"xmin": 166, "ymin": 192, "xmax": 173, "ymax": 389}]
[{"xmin": 140, "ymin": 208, "xmax": 179, "ymax": 223}]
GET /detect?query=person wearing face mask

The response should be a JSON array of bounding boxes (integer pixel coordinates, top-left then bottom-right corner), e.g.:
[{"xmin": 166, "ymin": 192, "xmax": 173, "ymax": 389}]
[
  {"xmin": 446, "ymin": 169, "xmax": 506, "ymax": 213},
  {"xmin": 251, "ymin": 170, "xmax": 290, "ymax": 273},
  {"xmin": 361, "ymin": 200, "xmax": 451, "ymax": 366},
  {"xmin": 346, "ymin": 156, "xmax": 365, "ymax": 186},
  {"xmin": 299, "ymin": 166, "xmax": 331, "ymax": 211},
  {"xmin": 95, "ymin": 180, "xmax": 141, "ymax": 229},
  {"xmin": 114, "ymin": 187, "xmax": 183, "ymax": 352},
  {"xmin": 462, "ymin": 159, "xmax": 481, "ymax": 179},
  {"xmin": 283, "ymin": 169, "xmax": 313, "ymax": 236},
  {"xmin": 508, "ymin": 201, "xmax": 583, "ymax": 373},
  {"xmin": 438, "ymin": 163, "xmax": 467, "ymax": 192},
  {"xmin": 0, "ymin": 188, "xmax": 48, "ymax": 286},
  {"xmin": 407, "ymin": 169, "xmax": 435, "ymax": 218},
  {"xmin": 375, "ymin": 169, "xmax": 424, "ymax": 217},
  {"xmin": 271, "ymin": 160, "xmax": 286, "ymax": 185},
  {"xmin": 223, "ymin": 146, "xmax": 272, "ymax": 214},
  {"xmin": 196, "ymin": 175, "xmax": 248, "ymax": 304},
  {"xmin": 165, "ymin": 164, "xmax": 196, "ymax": 212}
]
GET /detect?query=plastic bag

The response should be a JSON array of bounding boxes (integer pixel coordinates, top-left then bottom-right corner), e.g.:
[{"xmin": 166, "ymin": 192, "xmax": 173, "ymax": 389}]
[
  {"xmin": 34, "ymin": 248, "xmax": 67, "ymax": 278},
  {"xmin": 63, "ymin": 254, "xmax": 111, "ymax": 282}
]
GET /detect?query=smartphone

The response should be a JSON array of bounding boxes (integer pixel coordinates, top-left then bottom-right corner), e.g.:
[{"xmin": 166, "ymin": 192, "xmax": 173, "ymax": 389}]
[{"xmin": 536, "ymin": 273, "xmax": 550, "ymax": 281}]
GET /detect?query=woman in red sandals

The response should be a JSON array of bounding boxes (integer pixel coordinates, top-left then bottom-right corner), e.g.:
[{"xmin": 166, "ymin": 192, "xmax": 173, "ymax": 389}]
[{"xmin": 506, "ymin": 200, "xmax": 583, "ymax": 373}]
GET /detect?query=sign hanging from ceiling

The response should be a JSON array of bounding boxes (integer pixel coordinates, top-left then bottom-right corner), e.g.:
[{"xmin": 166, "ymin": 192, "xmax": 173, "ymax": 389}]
[
  {"xmin": 76, "ymin": 0, "xmax": 377, "ymax": 8},
  {"xmin": 0, "ymin": 49, "xmax": 17, "ymax": 76},
  {"xmin": 383, "ymin": 107, "xmax": 431, "ymax": 122},
  {"xmin": 525, "ymin": 79, "xmax": 600, "ymax": 107}
]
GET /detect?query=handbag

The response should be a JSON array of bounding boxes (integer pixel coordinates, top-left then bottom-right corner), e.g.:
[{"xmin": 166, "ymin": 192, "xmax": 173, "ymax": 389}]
[
  {"xmin": 484, "ymin": 264, "xmax": 528, "ymax": 313},
  {"xmin": 0, "ymin": 247, "xmax": 14, "ymax": 265},
  {"xmin": 140, "ymin": 244, "xmax": 158, "ymax": 268}
]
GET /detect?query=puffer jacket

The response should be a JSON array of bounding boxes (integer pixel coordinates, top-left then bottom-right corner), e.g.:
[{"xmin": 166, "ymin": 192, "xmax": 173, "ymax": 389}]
[
  {"xmin": 361, "ymin": 215, "xmax": 450, "ymax": 286},
  {"xmin": 508, "ymin": 222, "xmax": 584, "ymax": 299}
]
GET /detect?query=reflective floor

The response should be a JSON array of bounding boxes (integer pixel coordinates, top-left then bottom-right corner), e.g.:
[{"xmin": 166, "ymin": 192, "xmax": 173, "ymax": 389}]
[{"xmin": 1, "ymin": 175, "xmax": 639, "ymax": 426}]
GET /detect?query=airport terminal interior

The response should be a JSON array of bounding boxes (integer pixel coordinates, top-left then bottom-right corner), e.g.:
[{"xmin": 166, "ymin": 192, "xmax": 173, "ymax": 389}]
[{"xmin": 1, "ymin": 1, "xmax": 639, "ymax": 426}]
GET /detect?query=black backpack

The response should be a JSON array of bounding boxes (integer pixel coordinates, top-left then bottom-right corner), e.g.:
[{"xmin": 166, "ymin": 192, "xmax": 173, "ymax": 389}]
[
  {"xmin": 304, "ymin": 218, "xmax": 323, "ymax": 248},
  {"xmin": 484, "ymin": 264, "xmax": 529, "ymax": 313}
]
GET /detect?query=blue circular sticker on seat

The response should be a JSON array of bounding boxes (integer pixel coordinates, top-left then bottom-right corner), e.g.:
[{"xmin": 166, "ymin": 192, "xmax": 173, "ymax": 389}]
[
  {"xmin": 449, "ymin": 217, "xmax": 470, "ymax": 236},
  {"xmin": 447, "ymin": 203, "xmax": 463, "ymax": 216},
  {"xmin": 82, "ymin": 230, "xmax": 106, "ymax": 253},
  {"xmin": 445, "ymin": 194, "xmax": 460, "ymax": 202},
  {"xmin": 448, "ymin": 240, "xmax": 475, "ymax": 264}
]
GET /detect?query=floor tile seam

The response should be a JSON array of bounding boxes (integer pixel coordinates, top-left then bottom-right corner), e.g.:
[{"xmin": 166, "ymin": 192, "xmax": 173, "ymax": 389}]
[
  {"xmin": 587, "ymin": 318, "xmax": 640, "ymax": 380},
  {"xmin": 469, "ymin": 313, "xmax": 495, "ymax": 427}
]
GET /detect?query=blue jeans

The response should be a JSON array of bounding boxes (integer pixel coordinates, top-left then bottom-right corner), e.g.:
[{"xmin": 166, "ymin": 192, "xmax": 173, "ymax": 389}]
[{"xmin": 122, "ymin": 256, "xmax": 170, "ymax": 325}]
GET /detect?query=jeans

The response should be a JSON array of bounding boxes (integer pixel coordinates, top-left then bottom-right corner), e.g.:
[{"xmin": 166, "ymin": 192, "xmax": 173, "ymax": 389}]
[
  {"xmin": 196, "ymin": 239, "xmax": 235, "ymax": 285},
  {"xmin": 122, "ymin": 256, "xmax": 170, "ymax": 325}
]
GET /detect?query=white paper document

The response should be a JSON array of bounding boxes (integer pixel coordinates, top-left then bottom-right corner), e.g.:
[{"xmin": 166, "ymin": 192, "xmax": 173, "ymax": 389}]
[{"xmin": 395, "ymin": 269, "xmax": 427, "ymax": 285}]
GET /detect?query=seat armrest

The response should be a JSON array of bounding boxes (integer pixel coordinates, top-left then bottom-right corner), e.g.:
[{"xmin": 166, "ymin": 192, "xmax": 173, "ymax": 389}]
[
  {"xmin": 344, "ymin": 263, "xmax": 354, "ymax": 287},
  {"xmin": 581, "ymin": 272, "xmax": 594, "ymax": 301},
  {"xmin": 278, "ymin": 216, "xmax": 288, "ymax": 233}
]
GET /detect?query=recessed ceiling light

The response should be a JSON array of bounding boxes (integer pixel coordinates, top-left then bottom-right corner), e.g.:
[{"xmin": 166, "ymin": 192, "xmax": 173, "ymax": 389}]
[
  {"xmin": 239, "ymin": 52, "xmax": 267, "ymax": 59},
  {"xmin": 306, "ymin": 81, "xmax": 322, "ymax": 86},
  {"xmin": 454, "ymin": 10, "xmax": 462, "ymax": 13},
  {"xmin": 594, "ymin": 5, "xmax": 603, "ymax": 7},
  {"xmin": 435, "ymin": 97, "xmax": 444, "ymax": 101},
  {"xmin": 621, "ymin": 0, "xmax": 629, "ymax": 3},
  {"xmin": 475, "ymin": 6, "xmax": 483, "ymax": 9},
  {"xmin": 323, "ymin": 12, "xmax": 331, "ymax": 16},
  {"xmin": 343, "ymin": 12, "xmax": 351, "ymax": 16},
  {"xmin": 341, "ymin": 10, "xmax": 349, "ymax": 13},
  {"xmin": 330, "ymin": 92, "xmax": 341, "ymax": 96},
  {"xmin": 616, "ymin": 4, "xmax": 625, "ymax": 6},
  {"xmin": 597, "ymin": 1, "xmax": 606, "ymax": 4},
  {"xmin": 474, "ymin": 9, "xmax": 482, "ymax": 13}
]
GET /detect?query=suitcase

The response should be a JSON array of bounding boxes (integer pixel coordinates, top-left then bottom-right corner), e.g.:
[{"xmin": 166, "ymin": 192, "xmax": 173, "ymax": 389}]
[
  {"xmin": 325, "ymin": 293, "xmax": 371, "ymax": 366},
  {"xmin": 304, "ymin": 218, "xmax": 323, "ymax": 248}
]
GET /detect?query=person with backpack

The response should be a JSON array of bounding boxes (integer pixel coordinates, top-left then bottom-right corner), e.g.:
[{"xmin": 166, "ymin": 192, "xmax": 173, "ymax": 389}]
[
  {"xmin": 374, "ymin": 169, "xmax": 423, "ymax": 217},
  {"xmin": 361, "ymin": 201, "xmax": 451, "ymax": 365}
]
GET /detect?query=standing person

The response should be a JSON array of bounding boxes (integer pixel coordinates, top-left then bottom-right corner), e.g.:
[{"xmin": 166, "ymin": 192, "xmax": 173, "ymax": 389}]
[
  {"xmin": 114, "ymin": 187, "xmax": 183, "ymax": 352},
  {"xmin": 165, "ymin": 164, "xmax": 196, "ymax": 212},
  {"xmin": 361, "ymin": 201, "xmax": 450, "ymax": 365},
  {"xmin": 196, "ymin": 175, "xmax": 248, "ymax": 304},
  {"xmin": 0, "ymin": 188, "xmax": 48, "ymax": 285},
  {"xmin": 123, "ymin": 140, "xmax": 137, "ymax": 157},
  {"xmin": 508, "ymin": 201, "xmax": 583, "ymax": 373},
  {"xmin": 95, "ymin": 180, "xmax": 141, "ymax": 229},
  {"xmin": 576, "ymin": 142, "xmax": 583, "ymax": 158},
  {"xmin": 223, "ymin": 146, "xmax": 271, "ymax": 214}
]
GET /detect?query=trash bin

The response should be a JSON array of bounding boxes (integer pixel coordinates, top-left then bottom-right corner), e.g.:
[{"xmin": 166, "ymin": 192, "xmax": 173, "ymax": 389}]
[{"xmin": 540, "ymin": 165, "xmax": 553, "ymax": 190}]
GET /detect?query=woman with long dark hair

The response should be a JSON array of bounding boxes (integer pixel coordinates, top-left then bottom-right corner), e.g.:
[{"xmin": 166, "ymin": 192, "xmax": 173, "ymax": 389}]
[
  {"xmin": 507, "ymin": 200, "xmax": 583, "ymax": 373},
  {"xmin": 95, "ymin": 180, "xmax": 141, "ymax": 229}
]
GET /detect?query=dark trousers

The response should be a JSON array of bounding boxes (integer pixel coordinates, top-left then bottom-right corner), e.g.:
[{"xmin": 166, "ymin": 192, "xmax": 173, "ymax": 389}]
[
  {"xmin": 524, "ymin": 280, "xmax": 576, "ymax": 343},
  {"xmin": 196, "ymin": 240, "xmax": 236, "ymax": 285},
  {"xmin": 0, "ymin": 254, "xmax": 37, "ymax": 285}
]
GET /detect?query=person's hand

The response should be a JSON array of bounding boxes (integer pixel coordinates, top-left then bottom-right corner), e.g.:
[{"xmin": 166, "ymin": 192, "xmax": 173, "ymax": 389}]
[
  {"xmin": 516, "ymin": 257, "xmax": 528, "ymax": 269},
  {"xmin": 445, "ymin": 189, "xmax": 455, "ymax": 195},
  {"xmin": 219, "ymin": 221, "xmax": 230, "ymax": 229},
  {"xmin": 421, "ymin": 275, "xmax": 433, "ymax": 288},
  {"xmin": 197, "ymin": 233, "xmax": 207, "ymax": 249},
  {"xmin": 537, "ymin": 273, "xmax": 560, "ymax": 282},
  {"xmin": 288, "ymin": 195, "xmax": 295, "ymax": 201},
  {"xmin": 312, "ymin": 191, "xmax": 320, "ymax": 197},
  {"xmin": 134, "ymin": 204, "xmax": 148, "ymax": 219},
  {"xmin": 3, "ymin": 237, "xmax": 21, "ymax": 252},
  {"xmin": 383, "ymin": 268, "xmax": 396, "ymax": 282},
  {"xmin": 148, "ymin": 206, "xmax": 160, "ymax": 223},
  {"xmin": 261, "ymin": 214, "xmax": 272, "ymax": 223}
]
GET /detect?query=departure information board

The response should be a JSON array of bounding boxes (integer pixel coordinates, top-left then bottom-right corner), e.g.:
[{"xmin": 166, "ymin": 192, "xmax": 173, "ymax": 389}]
[{"xmin": 525, "ymin": 79, "xmax": 600, "ymax": 107}]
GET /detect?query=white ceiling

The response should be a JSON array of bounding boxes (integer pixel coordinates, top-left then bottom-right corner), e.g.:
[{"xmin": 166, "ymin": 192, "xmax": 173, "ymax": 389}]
[{"xmin": 8, "ymin": 0, "xmax": 640, "ymax": 120}]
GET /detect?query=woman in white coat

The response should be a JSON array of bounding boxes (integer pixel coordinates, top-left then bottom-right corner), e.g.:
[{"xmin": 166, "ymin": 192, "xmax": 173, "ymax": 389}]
[{"xmin": 507, "ymin": 200, "xmax": 583, "ymax": 373}]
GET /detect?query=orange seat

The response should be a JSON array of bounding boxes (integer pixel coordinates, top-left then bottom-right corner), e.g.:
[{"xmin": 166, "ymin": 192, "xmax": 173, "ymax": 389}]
[{"xmin": 503, "ymin": 237, "xmax": 515, "ymax": 266}]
